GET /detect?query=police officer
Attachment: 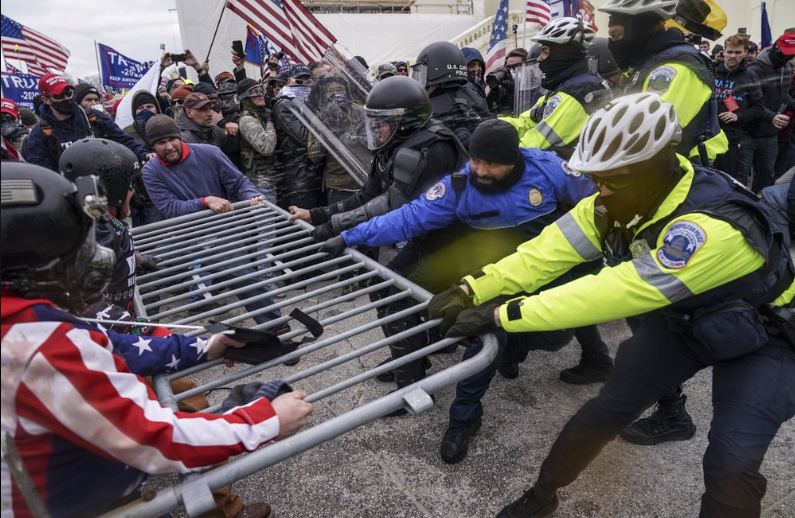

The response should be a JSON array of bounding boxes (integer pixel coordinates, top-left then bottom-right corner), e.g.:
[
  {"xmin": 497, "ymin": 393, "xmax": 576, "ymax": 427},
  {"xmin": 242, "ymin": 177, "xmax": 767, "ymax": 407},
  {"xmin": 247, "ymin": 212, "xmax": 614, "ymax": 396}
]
[
  {"xmin": 411, "ymin": 41, "xmax": 490, "ymax": 147},
  {"xmin": 429, "ymin": 94, "xmax": 794, "ymax": 518},
  {"xmin": 600, "ymin": 0, "xmax": 729, "ymax": 163},
  {"xmin": 289, "ymin": 75, "xmax": 467, "ymax": 398},
  {"xmin": 502, "ymin": 17, "xmax": 610, "ymax": 158},
  {"xmin": 599, "ymin": 0, "xmax": 730, "ymax": 444},
  {"xmin": 320, "ymin": 120, "xmax": 614, "ymax": 459}
]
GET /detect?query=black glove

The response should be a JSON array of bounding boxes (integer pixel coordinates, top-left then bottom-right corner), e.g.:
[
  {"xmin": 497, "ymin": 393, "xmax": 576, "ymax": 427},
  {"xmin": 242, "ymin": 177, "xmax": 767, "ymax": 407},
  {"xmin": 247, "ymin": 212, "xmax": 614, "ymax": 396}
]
[
  {"xmin": 446, "ymin": 304, "xmax": 500, "ymax": 338},
  {"xmin": 319, "ymin": 235, "xmax": 346, "ymax": 257},
  {"xmin": 310, "ymin": 222, "xmax": 335, "ymax": 242},
  {"xmin": 428, "ymin": 284, "xmax": 472, "ymax": 335},
  {"xmin": 136, "ymin": 253, "xmax": 161, "ymax": 274}
]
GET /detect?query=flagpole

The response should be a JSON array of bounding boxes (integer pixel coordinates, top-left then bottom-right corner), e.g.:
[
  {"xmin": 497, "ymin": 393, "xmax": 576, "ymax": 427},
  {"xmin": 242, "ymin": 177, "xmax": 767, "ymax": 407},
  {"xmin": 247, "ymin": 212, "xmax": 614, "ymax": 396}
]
[
  {"xmin": 94, "ymin": 40, "xmax": 103, "ymax": 85},
  {"xmin": 205, "ymin": 4, "xmax": 227, "ymax": 63}
]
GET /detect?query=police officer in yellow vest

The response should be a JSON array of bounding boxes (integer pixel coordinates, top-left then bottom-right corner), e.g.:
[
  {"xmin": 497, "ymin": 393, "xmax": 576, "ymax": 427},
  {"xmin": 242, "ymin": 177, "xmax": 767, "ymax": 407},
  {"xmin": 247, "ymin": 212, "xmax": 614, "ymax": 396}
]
[
  {"xmin": 429, "ymin": 94, "xmax": 794, "ymax": 518},
  {"xmin": 600, "ymin": 0, "xmax": 731, "ymax": 445},
  {"xmin": 501, "ymin": 17, "xmax": 610, "ymax": 157},
  {"xmin": 600, "ymin": 0, "xmax": 728, "ymax": 163}
]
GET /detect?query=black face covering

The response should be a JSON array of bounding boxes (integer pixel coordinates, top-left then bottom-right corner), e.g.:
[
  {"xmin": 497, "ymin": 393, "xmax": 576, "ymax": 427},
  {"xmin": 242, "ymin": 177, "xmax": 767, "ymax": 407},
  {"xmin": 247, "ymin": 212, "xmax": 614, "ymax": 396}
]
[
  {"xmin": 600, "ymin": 153, "xmax": 681, "ymax": 225},
  {"xmin": 539, "ymin": 44, "xmax": 586, "ymax": 89},
  {"xmin": 51, "ymin": 99, "xmax": 75, "ymax": 116}
]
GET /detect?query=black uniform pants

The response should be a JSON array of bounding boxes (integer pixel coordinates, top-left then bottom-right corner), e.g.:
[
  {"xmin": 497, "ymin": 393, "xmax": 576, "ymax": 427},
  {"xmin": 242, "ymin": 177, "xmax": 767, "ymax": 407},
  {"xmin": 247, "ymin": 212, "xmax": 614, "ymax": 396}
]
[{"xmin": 533, "ymin": 312, "xmax": 795, "ymax": 518}]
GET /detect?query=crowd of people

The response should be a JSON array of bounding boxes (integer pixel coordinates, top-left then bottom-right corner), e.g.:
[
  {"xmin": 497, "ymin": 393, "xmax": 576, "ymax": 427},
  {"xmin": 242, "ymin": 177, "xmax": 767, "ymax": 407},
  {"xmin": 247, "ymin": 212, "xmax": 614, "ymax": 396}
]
[{"xmin": 1, "ymin": 0, "xmax": 794, "ymax": 517}]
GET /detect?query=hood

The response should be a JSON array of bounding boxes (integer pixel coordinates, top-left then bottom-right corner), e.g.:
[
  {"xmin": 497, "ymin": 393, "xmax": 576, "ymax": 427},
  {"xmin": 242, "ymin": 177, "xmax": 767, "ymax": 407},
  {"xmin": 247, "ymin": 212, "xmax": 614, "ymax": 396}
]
[
  {"xmin": 462, "ymin": 47, "xmax": 485, "ymax": 66},
  {"xmin": 1, "ymin": 290, "xmax": 54, "ymax": 319},
  {"xmin": 129, "ymin": 89, "xmax": 162, "ymax": 117}
]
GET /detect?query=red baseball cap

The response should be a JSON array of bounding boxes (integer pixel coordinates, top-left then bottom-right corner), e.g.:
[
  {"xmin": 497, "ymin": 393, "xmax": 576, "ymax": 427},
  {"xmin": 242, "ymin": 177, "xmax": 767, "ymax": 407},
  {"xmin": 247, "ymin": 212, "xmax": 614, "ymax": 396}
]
[
  {"xmin": 775, "ymin": 32, "xmax": 795, "ymax": 56},
  {"xmin": 38, "ymin": 73, "xmax": 71, "ymax": 96},
  {"xmin": 1, "ymin": 98, "xmax": 19, "ymax": 119}
]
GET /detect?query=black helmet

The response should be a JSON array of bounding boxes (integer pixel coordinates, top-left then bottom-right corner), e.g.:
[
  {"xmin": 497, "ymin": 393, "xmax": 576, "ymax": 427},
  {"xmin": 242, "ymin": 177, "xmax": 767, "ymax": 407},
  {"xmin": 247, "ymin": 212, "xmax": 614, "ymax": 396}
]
[
  {"xmin": 1, "ymin": 162, "xmax": 115, "ymax": 310},
  {"xmin": 587, "ymin": 37, "xmax": 621, "ymax": 78},
  {"xmin": 59, "ymin": 138, "xmax": 141, "ymax": 209},
  {"xmin": 363, "ymin": 76, "xmax": 432, "ymax": 150},
  {"xmin": 411, "ymin": 41, "xmax": 468, "ymax": 88}
]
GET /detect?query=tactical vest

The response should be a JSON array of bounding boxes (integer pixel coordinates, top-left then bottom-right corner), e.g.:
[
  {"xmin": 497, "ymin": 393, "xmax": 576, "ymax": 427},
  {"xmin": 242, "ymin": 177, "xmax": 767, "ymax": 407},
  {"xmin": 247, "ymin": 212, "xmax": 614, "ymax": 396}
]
[
  {"xmin": 603, "ymin": 167, "xmax": 793, "ymax": 313},
  {"xmin": 238, "ymin": 109, "xmax": 279, "ymax": 190},
  {"xmin": 627, "ymin": 44, "xmax": 721, "ymax": 156}
]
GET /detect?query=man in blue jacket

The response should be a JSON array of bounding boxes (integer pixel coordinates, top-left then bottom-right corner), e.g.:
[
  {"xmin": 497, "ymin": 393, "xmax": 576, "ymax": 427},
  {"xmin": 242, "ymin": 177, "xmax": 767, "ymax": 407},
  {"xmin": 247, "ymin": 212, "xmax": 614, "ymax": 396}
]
[
  {"xmin": 26, "ymin": 73, "xmax": 151, "ymax": 171},
  {"xmin": 321, "ymin": 120, "xmax": 606, "ymax": 462}
]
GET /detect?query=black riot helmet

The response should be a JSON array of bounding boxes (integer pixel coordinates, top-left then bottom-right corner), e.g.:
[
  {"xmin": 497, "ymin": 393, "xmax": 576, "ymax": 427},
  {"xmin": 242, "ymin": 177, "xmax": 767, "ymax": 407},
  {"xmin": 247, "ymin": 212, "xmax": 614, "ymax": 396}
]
[
  {"xmin": 411, "ymin": 41, "xmax": 468, "ymax": 88},
  {"xmin": 363, "ymin": 76, "xmax": 432, "ymax": 150},
  {"xmin": 59, "ymin": 138, "xmax": 141, "ymax": 210},
  {"xmin": 1, "ymin": 162, "xmax": 116, "ymax": 311}
]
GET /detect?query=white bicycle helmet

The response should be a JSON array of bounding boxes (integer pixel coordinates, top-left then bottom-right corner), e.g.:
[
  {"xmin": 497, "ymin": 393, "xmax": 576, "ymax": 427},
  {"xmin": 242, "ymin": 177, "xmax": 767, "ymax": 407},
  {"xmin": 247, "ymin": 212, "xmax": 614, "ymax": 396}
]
[
  {"xmin": 569, "ymin": 93, "xmax": 682, "ymax": 172},
  {"xmin": 531, "ymin": 17, "xmax": 596, "ymax": 49},
  {"xmin": 598, "ymin": 0, "xmax": 678, "ymax": 20}
]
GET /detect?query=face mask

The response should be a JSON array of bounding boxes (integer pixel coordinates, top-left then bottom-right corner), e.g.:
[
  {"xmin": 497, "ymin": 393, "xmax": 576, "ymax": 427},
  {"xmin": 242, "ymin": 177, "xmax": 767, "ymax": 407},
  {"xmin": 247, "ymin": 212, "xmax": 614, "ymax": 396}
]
[{"xmin": 51, "ymin": 99, "xmax": 75, "ymax": 116}]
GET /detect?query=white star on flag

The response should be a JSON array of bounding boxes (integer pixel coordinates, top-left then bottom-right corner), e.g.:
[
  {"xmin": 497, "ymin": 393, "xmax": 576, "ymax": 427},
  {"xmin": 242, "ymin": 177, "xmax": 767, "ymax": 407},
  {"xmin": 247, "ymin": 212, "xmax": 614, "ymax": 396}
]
[
  {"xmin": 133, "ymin": 337, "xmax": 152, "ymax": 356},
  {"xmin": 166, "ymin": 355, "xmax": 180, "ymax": 370}
]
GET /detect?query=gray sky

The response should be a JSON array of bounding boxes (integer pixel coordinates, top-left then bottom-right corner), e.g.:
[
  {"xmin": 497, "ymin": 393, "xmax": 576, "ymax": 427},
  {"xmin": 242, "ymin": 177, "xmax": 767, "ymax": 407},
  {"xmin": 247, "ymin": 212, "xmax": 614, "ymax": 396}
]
[{"xmin": 2, "ymin": 0, "xmax": 183, "ymax": 78}]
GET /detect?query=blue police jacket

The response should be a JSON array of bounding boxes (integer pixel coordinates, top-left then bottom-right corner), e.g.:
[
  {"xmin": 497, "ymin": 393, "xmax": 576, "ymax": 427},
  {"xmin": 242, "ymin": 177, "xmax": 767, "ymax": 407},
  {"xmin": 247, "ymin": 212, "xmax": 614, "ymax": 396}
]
[{"xmin": 342, "ymin": 147, "xmax": 597, "ymax": 248}]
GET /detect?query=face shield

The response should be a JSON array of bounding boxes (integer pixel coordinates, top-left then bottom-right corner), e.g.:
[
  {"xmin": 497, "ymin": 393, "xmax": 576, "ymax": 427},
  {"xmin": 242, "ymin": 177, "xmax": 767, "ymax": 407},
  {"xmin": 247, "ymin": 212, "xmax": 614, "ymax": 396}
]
[
  {"xmin": 513, "ymin": 61, "xmax": 545, "ymax": 117},
  {"xmin": 364, "ymin": 107, "xmax": 404, "ymax": 150},
  {"xmin": 410, "ymin": 63, "xmax": 428, "ymax": 88}
]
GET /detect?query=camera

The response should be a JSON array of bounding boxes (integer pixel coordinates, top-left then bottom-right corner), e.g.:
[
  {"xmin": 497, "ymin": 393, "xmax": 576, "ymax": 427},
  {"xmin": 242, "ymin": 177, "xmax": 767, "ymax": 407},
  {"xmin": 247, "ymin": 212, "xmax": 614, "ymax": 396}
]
[{"xmin": 170, "ymin": 53, "xmax": 187, "ymax": 63}]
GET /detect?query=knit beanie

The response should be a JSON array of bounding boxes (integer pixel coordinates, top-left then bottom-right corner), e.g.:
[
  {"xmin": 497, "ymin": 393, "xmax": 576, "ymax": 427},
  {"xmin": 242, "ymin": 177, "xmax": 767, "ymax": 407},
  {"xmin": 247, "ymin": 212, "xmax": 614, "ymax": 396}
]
[
  {"xmin": 132, "ymin": 91, "xmax": 158, "ymax": 112},
  {"xmin": 145, "ymin": 114, "xmax": 181, "ymax": 143},
  {"xmin": 468, "ymin": 119, "xmax": 520, "ymax": 165}
]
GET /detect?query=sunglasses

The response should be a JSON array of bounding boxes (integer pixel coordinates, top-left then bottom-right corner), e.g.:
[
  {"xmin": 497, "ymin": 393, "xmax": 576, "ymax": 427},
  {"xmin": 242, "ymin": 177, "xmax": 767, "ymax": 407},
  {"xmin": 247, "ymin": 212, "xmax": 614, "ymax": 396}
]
[
  {"xmin": 50, "ymin": 88, "xmax": 75, "ymax": 101},
  {"xmin": 592, "ymin": 174, "xmax": 635, "ymax": 191}
]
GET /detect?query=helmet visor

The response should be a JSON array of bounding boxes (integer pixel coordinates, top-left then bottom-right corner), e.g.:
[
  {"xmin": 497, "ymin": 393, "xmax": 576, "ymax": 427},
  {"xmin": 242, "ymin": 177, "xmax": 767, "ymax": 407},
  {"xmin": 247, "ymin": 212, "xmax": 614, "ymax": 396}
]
[
  {"xmin": 364, "ymin": 107, "xmax": 405, "ymax": 150},
  {"xmin": 410, "ymin": 63, "xmax": 427, "ymax": 88}
]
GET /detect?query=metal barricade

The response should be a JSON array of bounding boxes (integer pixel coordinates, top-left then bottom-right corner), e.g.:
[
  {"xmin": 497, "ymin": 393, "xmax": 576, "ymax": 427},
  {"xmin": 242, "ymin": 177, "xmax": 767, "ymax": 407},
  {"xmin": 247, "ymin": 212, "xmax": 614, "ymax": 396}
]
[{"xmin": 103, "ymin": 201, "xmax": 498, "ymax": 518}]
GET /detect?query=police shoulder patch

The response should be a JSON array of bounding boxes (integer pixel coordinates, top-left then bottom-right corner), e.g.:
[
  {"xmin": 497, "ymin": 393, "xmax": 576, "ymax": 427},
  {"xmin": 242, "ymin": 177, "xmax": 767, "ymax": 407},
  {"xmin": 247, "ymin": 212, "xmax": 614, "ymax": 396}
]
[
  {"xmin": 561, "ymin": 161, "xmax": 581, "ymax": 177},
  {"xmin": 425, "ymin": 182, "xmax": 446, "ymax": 201},
  {"xmin": 543, "ymin": 95, "xmax": 562, "ymax": 119},
  {"xmin": 656, "ymin": 220, "xmax": 707, "ymax": 269},
  {"xmin": 647, "ymin": 66, "xmax": 677, "ymax": 94}
]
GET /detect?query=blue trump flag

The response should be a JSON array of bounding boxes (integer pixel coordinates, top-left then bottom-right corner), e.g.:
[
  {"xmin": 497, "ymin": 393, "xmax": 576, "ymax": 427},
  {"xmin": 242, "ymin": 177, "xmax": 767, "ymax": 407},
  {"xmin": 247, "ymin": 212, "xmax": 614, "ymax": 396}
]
[
  {"xmin": 1, "ymin": 71, "xmax": 38, "ymax": 110},
  {"xmin": 97, "ymin": 43, "xmax": 152, "ymax": 89},
  {"xmin": 760, "ymin": 2, "xmax": 772, "ymax": 49}
]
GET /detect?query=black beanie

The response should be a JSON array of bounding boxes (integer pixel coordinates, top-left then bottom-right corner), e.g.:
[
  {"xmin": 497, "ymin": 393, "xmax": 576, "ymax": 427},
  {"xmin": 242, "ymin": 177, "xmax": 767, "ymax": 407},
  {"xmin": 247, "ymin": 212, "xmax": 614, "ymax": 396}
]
[
  {"xmin": 145, "ymin": 114, "xmax": 181, "ymax": 144},
  {"xmin": 469, "ymin": 119, "xmax": 520, "ymax": 165},
  {"xmin": 132, "ymin": 91, "xmax": 158, "ymax": 112},
  {"xmin": 74, "ymin": 83, "xmax": 100, "ymax": 104}
]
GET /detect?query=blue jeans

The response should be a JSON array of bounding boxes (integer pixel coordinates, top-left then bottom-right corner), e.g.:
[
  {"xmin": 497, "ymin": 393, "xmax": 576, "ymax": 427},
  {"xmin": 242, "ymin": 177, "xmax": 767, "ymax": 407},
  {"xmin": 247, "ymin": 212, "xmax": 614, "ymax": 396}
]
[
  {"xmin": 448, "ymin": 328, "xmax": 574, "ymax": 428},
  {"xmin": 743, "ymin": 136, "xmax": 779, "ymax": 192},
  {"xmin": 188, "ymin": 250, "xmax": 283, "ymax": 329}
]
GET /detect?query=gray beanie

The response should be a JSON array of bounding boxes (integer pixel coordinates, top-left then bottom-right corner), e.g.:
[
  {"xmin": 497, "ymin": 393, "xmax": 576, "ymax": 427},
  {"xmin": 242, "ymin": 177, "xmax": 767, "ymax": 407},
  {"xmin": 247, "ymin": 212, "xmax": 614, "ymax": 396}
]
[{"xmin": 145, "ymin": 114, "xmax": 181, "ymax": 144}]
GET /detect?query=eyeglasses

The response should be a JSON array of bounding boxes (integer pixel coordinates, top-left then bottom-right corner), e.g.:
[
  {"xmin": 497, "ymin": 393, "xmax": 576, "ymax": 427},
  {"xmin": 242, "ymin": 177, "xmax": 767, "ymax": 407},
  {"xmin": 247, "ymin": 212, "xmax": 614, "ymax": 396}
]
[
  {"xmin": 592, "ymin": 174, "xmax": 635, "ymax": 191},
  {"xmin": 50, "ymin": 88, "xmax": 75, "ymax": 101}
]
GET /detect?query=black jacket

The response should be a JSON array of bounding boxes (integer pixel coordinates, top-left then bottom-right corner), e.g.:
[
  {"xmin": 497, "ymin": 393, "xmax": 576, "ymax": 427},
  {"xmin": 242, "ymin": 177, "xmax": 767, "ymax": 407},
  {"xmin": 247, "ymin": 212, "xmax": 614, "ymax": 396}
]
[
  {"xmin": 713, "ymin": 60, "xmax": 765, "ymax": 143},
  {"xmin": 747, "ymin": 48, "xmax": 795, "ymax": 138}
]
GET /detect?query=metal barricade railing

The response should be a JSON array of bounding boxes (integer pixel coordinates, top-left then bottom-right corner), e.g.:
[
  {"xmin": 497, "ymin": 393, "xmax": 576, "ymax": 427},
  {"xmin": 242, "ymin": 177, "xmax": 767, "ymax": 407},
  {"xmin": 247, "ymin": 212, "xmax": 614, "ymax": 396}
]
[{"xmin": 103, "ymin": 200, "xmax": 498, "ymax": 518}]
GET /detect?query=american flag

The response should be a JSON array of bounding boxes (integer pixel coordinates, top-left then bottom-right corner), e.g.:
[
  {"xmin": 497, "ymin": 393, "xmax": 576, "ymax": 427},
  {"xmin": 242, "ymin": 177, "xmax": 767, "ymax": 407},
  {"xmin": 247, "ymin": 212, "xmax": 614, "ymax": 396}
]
[
  {"xmin": 485, "ymin": 0, "xmax": 510, "ymax": 74},
  {"xmin": 225, "ymin": 0, "xmax": 336, "ymax": 64},
  {"xmin": 1, "ymin": 15, "xmax": 70, "ymax": 76},
  {"xmin": 526, "ymin": 0, "xmax": 552, "ymax": 26}
]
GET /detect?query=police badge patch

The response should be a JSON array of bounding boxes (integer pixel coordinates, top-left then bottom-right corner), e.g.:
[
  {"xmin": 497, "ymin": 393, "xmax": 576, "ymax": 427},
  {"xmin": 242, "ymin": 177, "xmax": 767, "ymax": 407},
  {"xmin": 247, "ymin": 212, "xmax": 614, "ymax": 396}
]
[
  {"xmin": 561, "ymin": 161, "xmax": 581, "ymax": 177},
  {"xmin": 425, "ymin": 182, "xmax": 446, "ymax": 201},
  {"xmin": 543, "ymin": 95, "xmax": 562, "ymax": 119},
  {"xmin": 656, "ymin": 220, "xmax": 707, "ymax": 269},
  {"xmin": 647, "ymin": 66, "xmax": 677, "ymax": 94}
]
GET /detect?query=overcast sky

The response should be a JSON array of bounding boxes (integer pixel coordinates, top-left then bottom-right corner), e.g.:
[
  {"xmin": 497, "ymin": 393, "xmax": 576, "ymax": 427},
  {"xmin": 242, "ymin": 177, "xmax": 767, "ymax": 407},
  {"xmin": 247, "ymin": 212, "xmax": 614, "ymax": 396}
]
[{"xmin": 3, "ymin": 0, "xmax": 183, "ymax": 78}]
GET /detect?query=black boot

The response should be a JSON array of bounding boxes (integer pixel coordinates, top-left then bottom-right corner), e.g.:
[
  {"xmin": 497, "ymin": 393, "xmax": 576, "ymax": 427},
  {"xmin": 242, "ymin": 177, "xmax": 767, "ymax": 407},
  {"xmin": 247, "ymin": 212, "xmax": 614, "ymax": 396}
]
[
  {"xmin": 440, "ymin": 417, "xmax": 482, "ymax": 464},
  {"xmin": 497, "ymin": 487, "xmax": 559, "ymax": 518},
  {"xmin": 559, "ymin": 352, "xmax": 613, "ymax": 385},
  {"xmin": 620, "ymin": 394, "xmax": 696, "ymax": 445}
]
